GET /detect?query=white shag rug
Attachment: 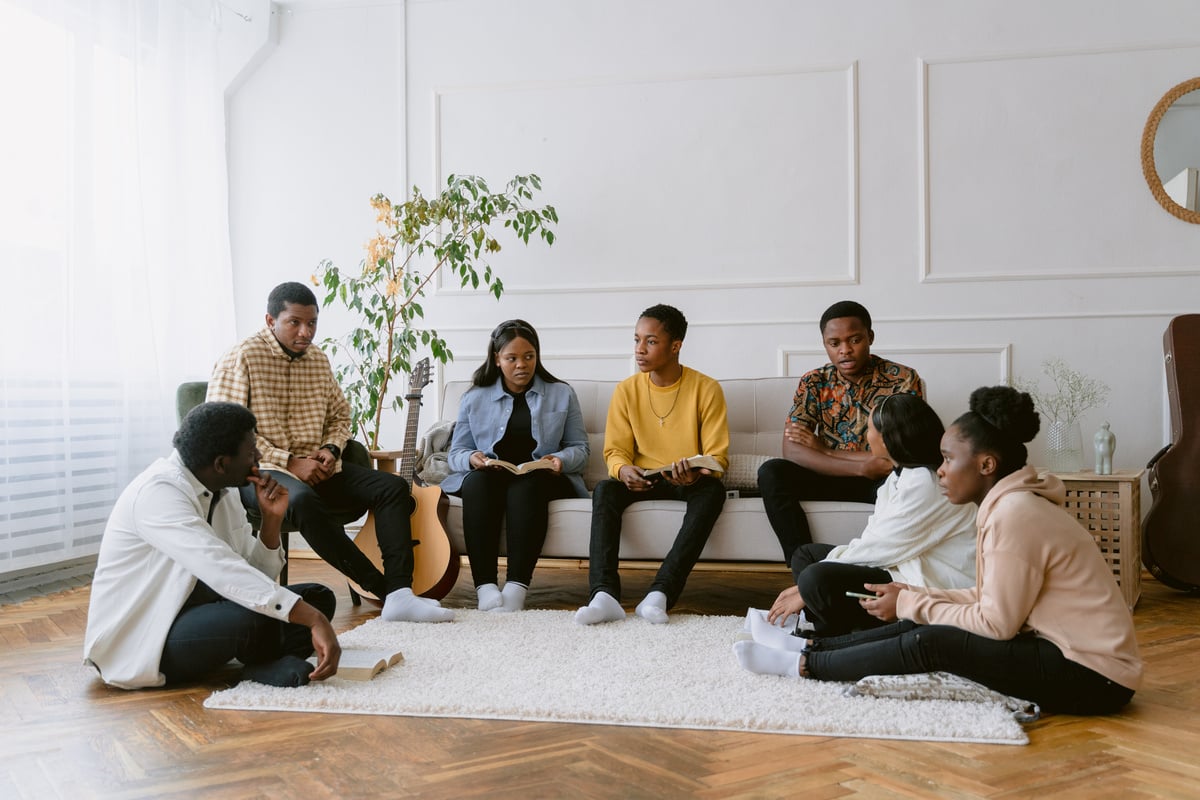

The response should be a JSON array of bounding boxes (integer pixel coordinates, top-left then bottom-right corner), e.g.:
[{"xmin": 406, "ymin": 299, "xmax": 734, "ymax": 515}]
[{"xmin": 204, "ymin": 610, "xmax": 1028, "ymax": 745}]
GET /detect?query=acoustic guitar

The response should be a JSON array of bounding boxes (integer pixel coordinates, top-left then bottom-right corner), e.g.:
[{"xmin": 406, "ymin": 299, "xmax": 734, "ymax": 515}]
[
  {"xmin": 349, "ymin": 358, "xmax": 461, "ymax": 602},
  {"xmin": 1142, "ymin": 314, "xmax": 1200, "ymax": 592}
]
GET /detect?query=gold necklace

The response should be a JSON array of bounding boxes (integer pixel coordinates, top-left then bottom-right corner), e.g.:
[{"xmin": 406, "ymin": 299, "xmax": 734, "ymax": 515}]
[{"xmin": 647, "ymin": 369, "xmax": 684, "ymax": 426}]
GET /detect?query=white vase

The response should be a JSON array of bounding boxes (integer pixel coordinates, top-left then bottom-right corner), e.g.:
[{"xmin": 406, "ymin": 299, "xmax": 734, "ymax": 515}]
[{"xmin": 1046, "ymin": 419, "xmax": 1083, "ymax": 473}]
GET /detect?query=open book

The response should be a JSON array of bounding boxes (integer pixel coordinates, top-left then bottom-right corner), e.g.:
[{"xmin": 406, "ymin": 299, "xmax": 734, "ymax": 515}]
[
  {"xmin": 483, "ymin": 458, "xmax": 555, "ymax": 475},
  {"xmin": 642, "ymin": 454, "xmax": 725, "ymax": 478},
  {"xmin": 314, "ymin": 648, "xmax": 405, "ymax": 681}
]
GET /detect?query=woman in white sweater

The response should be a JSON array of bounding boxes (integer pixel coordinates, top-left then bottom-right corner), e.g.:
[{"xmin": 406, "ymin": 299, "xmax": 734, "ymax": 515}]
[
  {"xmin": 736, "ymin": 386, "xmax": 1142, "ymax": 715},
  {"xmin": 760, "ymin": 393, "xmax": 977, "ymax": 637}
]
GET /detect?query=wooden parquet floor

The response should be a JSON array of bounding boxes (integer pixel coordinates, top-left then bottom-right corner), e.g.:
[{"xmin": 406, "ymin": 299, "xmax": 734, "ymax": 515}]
[{"xmin": 2, "ymin": 559, "xmax": 1198, "ymax": 799}]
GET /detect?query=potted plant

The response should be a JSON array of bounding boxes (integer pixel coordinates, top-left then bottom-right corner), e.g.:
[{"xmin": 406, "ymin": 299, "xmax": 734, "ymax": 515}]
[
  {"xmin": 1014, "ymin": 358, "xmax": 1110, "ymax": 473},
  {"xmin": 315, "ymin": 173, "xmax": 558, "ymax": 452}
]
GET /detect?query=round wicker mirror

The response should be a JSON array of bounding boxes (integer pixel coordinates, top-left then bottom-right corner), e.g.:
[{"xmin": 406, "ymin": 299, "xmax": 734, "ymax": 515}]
[{"xmin": 1141, "ymin": 76, "xmax": 1200, "ymax": 224}]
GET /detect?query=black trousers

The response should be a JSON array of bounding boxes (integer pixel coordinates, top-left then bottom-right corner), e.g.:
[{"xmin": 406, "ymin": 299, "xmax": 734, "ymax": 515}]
[
  {"xmin": 159, "ymin": 582, "xmax": 335, "ymax": 684},
  {"xmin": 588, "ymin": 476, "xmax": 726, "ymax": 608},
  {"xmin": 757, "ymin": 458, "xmax": 881, "ymax": 571},
  {"xmin": 791, "ymin": 548, "xmax": 892, "ymax": 635},
  {"xmin": 805, "ymin": 620, "xmax": 1135, "ymax": 715},
  {"xmin": 456, "ymin": 468, "xmax": 575, "ymax": 587},
  {"xmin": 241, "ymin": 462, "xmax": 414, "ymax": 597}
]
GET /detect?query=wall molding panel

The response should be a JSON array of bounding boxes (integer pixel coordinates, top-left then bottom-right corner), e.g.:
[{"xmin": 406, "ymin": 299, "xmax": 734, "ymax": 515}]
[
  {"xmin": 431, "ymin": 63, "xmax": 860, "ymax": 295},
  {"xmin": 918, "ymin": 42, "xmax": 1200, "ymax": 283}
]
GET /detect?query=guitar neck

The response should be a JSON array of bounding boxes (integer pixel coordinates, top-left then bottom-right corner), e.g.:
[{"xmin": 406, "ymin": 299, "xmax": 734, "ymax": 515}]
[{"xmin": 398, "ymin": 391, "xmax": 422, "ymax": 482}]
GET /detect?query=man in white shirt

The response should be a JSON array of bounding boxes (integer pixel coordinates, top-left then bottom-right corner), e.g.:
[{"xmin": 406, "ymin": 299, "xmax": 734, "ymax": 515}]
[{"xmin": 84, "ymin": 402, "xmax": 341, "ymax": 689}]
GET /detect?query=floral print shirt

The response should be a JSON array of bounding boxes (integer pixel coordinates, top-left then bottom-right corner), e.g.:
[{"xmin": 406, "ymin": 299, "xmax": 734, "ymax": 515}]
[{"xmin": 787, "ymin": 355, "xmax": 924, "ymax": 452}]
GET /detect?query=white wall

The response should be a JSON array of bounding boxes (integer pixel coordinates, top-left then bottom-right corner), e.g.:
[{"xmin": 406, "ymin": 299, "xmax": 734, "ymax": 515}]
[{"xmin": 225, "ymin": 0, "xmax": 1200, "ymax": 473}]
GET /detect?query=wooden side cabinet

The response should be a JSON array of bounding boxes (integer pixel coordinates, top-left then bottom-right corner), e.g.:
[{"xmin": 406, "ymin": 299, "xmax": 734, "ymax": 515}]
[{"xmin": 1049, "ymin": 469, "xmax": 1143, "ymax": 609}]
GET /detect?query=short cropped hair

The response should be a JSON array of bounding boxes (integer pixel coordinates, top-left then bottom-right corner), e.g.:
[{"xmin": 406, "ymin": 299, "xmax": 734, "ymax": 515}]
[
  {"xmin": 639, "ymin": 304, "xmax": 688, "ymax": 341},
  {"xmin": 173, "ymin": 402, "xmax": 257, "ymax": 472},
  {"xmin": 267, "ymin": 282, "xmax": 319, "ymax": 317},
  {"xmin": 819, "ymin": 301, "xmax": 872, "ymax": 334}
]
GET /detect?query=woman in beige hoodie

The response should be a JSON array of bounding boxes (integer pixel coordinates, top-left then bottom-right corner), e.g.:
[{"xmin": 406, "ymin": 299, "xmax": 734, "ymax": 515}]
[{"xmin": 734, "ymin": 385, "xmax": 1142, "ymax": 715}]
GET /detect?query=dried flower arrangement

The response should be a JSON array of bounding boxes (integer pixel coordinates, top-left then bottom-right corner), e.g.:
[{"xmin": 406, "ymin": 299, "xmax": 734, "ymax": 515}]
[{"xmin": 1013, "ymin": 358, "xmax": 1110, "ymax": 424}]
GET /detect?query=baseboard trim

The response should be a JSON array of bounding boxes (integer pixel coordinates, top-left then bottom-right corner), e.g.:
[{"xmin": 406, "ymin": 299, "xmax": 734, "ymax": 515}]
[{"xmin": 0, "ymin": 555, "xmax": 98, "ymax": 604}]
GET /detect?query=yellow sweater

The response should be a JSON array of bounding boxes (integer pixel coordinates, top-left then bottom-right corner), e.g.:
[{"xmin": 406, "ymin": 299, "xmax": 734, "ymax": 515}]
[
  {"xmin": 603, "ymin": 367, "xmax": 729, "ymax": 479},
  {"xmin": 898, "ymin": 466, "xmax": 1143, "ymax": 690}
]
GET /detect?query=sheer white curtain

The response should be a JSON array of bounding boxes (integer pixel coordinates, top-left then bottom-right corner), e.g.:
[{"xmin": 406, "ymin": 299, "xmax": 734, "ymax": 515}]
[{"xmin": 0, "ymin": 0, "xmax": 236, "ymax": 574}]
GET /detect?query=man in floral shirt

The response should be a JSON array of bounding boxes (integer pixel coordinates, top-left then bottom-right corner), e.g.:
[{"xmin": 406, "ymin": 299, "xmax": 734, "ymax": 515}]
[{"xmin": 758, "ymin": 301, "xmax": 924, "ymax": 573}]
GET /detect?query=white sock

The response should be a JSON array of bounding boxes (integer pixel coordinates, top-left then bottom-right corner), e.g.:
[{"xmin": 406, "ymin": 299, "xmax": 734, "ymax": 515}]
[
  {"xmin": 635, "ymin": 590, "xmax": 669, "ymax": 625},
  {"xmin": 476, "ymin": 583, "xmax": 502, "ymax": 612},
  {"xmin": 733, "ymin": 640, "xmax": 802, "ymax": 677},
  {"xmin": 381, "ymin": 587, "xmax": 455, "ymax": 623},
  {"xmin": 749, "ymin": 609, "xmax": 809, "ymax": 652},
  {"xmin": 489, "ymin": 582, "xmax": 527, "ymax": 613},
  {"xmin": 743, "ymin": 607, "xmax": 800, "ymax": 633},
  {"xmin": 574, "ymin": 591, "xmax": 626, "ymax": 625}
]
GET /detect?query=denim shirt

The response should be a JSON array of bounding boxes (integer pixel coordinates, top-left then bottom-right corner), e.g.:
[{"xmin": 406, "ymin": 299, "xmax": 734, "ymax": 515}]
[{"xmin": 441, "ymin": 376, "xmax": 590, "ymax": 497}]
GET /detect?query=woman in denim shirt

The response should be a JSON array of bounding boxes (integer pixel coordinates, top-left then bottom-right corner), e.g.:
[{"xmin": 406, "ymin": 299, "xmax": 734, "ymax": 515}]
[{"xmin": 443, "ymin": 320, "xmax": 589, "ymax": 611}]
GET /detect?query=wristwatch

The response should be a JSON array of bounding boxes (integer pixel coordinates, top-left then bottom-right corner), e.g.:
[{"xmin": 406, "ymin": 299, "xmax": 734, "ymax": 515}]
[{"xmin": 321, "ymin": 443, "xmax": 341, "ymax": 460}]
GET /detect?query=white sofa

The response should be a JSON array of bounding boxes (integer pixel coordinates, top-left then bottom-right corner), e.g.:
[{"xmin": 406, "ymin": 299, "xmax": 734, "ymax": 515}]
[{"xmin": 435, "ymin": 377, "xmax": 873, "ymax": 564}]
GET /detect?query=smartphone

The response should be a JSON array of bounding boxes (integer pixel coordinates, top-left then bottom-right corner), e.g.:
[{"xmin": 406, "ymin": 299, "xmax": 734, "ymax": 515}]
[{"xmin": 845, "ymin": 591, "xmax": 877, "ymax": 600}]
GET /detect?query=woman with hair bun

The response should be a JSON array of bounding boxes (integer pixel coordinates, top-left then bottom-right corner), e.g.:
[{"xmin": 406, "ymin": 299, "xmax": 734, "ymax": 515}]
[
  {"xmin": 735, "ymin": 385, "xmax": 1143, "ymax": 715},
  {"xmin": 442, "ymin": 320, "xmax": 589, "ymax": 612}
]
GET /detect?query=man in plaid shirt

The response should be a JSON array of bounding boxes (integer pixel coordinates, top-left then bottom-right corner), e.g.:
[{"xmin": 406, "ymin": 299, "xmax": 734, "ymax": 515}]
[
  {"xmin": 207, "ymin": 282, "xmax": 454, "ymax": 623},
  {"xmin": 757, "ymin": 301, "xmax": 924, "ymax": 577}
]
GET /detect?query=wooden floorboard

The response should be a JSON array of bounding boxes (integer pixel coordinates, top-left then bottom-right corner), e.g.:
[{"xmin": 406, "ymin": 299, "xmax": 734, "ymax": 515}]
[{"xmin": 1, "ymin": 559, "xmax": 1197, "ymax": 799}]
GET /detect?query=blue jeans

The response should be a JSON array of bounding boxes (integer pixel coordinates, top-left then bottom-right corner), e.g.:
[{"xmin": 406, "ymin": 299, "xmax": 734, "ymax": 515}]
[
  {"xmin": 757, "ymin": 458, "xmax": 881, "ymax": 568},
  {"xmin": 456, "ymin": 468, "xmax": 575, "ymax": 588},
  {"xmin": 241, "ymin": 462, "xmax": 413, "ymax": 597},
  {"xmin": 588, "ymin": 475, "xmax": 726, "ymax": 608},
  {"xmin": 805, "ymin": 620, "xmax": 1135, "ymax": 715},
  {"xmin": 159, "ymin": 582, "xmax": 335, "ymax": 684}
]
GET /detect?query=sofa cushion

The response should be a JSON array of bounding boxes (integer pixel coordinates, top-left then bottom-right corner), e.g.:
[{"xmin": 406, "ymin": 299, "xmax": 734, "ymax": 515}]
[{"xmin": 724, "ymin": 453, "xmax": 771, "ymax": 492}]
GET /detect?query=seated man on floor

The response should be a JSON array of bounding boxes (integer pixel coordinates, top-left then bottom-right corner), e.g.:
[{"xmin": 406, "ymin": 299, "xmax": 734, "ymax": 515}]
[
  {"xmin": 84, "ymin": 402, "xmax": 341, "ymax": 689},
  {"xmin": 206, "ymin": 281, "xmax": 452, "ymax": 623},
  {"xmin": 758, "ymin": 300, "xmax": 924, "ymax": 580},
  {"xmin": 575, "ymin": 304, "xmax": 729, "ymax": 625}
]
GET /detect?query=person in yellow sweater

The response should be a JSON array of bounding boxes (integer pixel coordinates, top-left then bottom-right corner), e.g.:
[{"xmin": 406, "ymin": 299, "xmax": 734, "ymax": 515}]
[
  {"xmin": 575, "ymin": 305, "xmax": 730, "ymax": 625},
  {"xmin": 734, "ymin": 385, "xmax": 1142, "ymax": 715}
]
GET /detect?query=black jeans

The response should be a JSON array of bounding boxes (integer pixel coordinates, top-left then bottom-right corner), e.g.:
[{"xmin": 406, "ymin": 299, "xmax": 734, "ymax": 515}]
[
  {"xmin": 159, "ymin": 582, "xmax": 335, "ymax": 684},
  {"xmin": 757, "ymin": 458, "xmax": 881, "ymax": 568},
  {"xmin": 793, "ymin": 554, "xmax": 892, "ymax": 635},
  {"xmin": 805, "ymin": 621, "xmax": 1135, "ymax": 715},
  {"xmin": 588, "ymin": 475, "xmax": 726, "ymax": 608},
  {"xmin": 456, "ymin": 468, "xmax": 575, "ymax": 587},
  {"xmin": 241, "ymin": 462, "xmax": 414, "ymax": 597}
]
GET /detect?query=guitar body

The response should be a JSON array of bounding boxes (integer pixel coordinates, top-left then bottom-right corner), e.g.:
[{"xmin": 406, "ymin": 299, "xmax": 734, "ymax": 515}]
[
  {"xmin": 349, "ymin": 483, "xmax": 461, "ymax": 601},
  {"xmin": 346, "ymin": 358, "xmax": 461, "ymax": 603},
  {"xmin": 1142, "ymin": 314, "xmax": 1200, "ymax": 592}
]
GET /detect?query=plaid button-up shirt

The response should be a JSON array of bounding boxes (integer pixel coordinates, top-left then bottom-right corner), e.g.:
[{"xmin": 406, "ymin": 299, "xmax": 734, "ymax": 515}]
[{"xmin": 207, "ymin": 328, "xmax": 352, "ymax": 475}]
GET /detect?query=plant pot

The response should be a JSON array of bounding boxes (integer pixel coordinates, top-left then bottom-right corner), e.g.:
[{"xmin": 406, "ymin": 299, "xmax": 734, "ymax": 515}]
[{"xmin": 1046, "ymin": 419, "xmax": 1083, "ymax": 473}]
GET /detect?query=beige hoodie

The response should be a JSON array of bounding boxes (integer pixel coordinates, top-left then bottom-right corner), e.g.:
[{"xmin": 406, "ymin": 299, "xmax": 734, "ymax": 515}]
[{"xmin": 897, "ymin": 466, "xmax": 1143, "ymax": 690}]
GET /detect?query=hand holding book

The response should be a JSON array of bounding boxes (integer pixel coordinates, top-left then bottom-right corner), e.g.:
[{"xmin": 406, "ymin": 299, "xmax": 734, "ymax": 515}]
[
  {"xmin": 482, "ymin": 456, "xmax": 560, "ymax": 475},
  {"xmin": 641, "ymin": 454, "xmax": 724, "ymax": 479}
]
